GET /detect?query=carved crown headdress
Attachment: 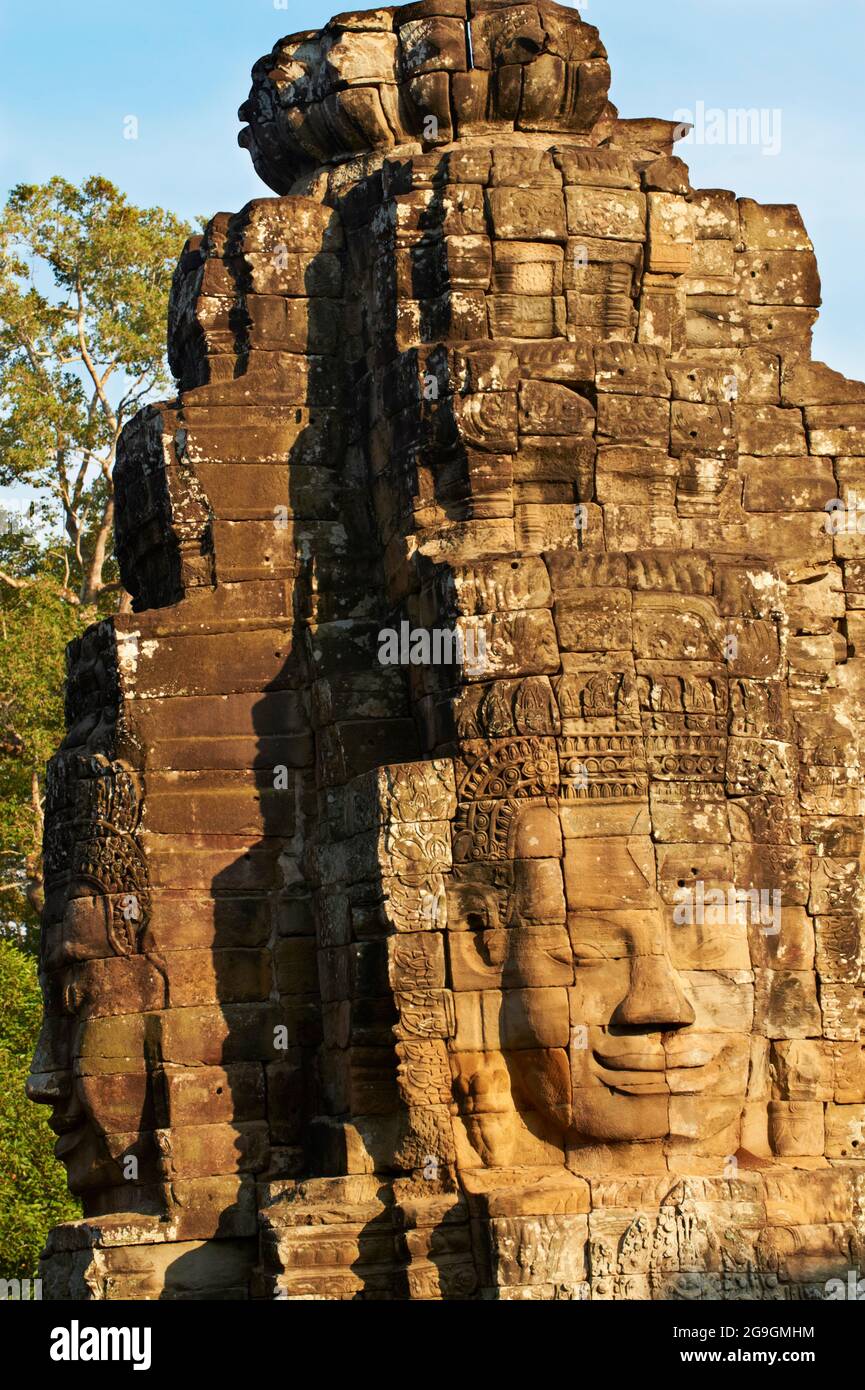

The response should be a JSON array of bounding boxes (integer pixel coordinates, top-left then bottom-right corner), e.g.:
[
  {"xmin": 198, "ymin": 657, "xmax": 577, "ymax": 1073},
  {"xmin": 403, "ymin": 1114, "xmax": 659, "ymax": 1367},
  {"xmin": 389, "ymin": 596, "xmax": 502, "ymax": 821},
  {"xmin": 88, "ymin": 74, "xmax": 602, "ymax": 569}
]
[{"xmin": 43, "ymin": 752, "xmax": 151, "ymax": 956}]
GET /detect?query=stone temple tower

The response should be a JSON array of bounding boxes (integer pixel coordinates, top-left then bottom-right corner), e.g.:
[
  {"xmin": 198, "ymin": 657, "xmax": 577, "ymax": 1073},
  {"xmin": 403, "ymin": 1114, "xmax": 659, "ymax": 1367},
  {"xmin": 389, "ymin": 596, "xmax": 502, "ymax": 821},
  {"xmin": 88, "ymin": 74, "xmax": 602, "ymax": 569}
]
[{"xmin": 31, "ymin": 3, "xmax": 865, "ymax": 1299}]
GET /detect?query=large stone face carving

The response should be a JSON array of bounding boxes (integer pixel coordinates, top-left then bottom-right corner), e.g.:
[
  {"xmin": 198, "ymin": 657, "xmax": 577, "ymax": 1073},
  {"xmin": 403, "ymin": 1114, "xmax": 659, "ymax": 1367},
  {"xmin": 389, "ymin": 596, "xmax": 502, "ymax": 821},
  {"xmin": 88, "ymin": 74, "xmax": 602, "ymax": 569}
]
[{"xmin": 31, "ymin": 3, "xmax": 865, "ymax": 1300}]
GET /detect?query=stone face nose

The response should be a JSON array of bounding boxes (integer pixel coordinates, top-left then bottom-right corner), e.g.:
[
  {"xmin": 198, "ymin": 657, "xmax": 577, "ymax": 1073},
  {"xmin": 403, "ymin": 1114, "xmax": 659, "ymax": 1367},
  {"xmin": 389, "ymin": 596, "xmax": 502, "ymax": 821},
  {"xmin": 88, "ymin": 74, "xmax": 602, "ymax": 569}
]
[
  {"xmin": 610, "ymin": 955, "xmax": 696, "ymax": 1030},
  {"xmin": 26, "ymin": 1061, "xmax": 69, "ymax": 1106},
  {"xmin": 27, "ymin": 1009, "xmax": 71, "ymax": 1097}
]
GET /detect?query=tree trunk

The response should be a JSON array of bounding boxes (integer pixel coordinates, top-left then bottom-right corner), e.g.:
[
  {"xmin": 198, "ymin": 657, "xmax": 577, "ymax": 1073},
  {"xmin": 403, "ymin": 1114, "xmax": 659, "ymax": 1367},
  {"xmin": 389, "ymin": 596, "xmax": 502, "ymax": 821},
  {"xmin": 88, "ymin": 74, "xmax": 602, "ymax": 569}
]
[{"xmin": 79, "ymin": 497, "xmax": 114, "ymax": 604}]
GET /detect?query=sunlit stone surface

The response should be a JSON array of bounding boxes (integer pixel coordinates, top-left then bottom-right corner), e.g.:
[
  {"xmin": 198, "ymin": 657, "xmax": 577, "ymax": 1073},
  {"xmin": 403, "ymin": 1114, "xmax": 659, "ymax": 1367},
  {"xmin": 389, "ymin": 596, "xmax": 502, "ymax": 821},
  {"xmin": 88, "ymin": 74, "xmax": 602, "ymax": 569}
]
[{"xmin": 31, "ymin": 3, "xmax": 865, "ymax": 1300}]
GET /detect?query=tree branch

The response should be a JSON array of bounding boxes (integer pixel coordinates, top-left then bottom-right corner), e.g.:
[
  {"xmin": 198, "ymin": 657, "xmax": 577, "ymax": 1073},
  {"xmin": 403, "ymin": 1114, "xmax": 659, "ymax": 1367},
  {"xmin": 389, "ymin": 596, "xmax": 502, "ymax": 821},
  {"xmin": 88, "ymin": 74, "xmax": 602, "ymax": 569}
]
[
  {"xmin": 0, "ymin": 569, "xmax": 80, "ymax": 603},
  {"xmin": 75, "ymin": 278, "xmax": 118, "ymax": 434},
  {"xmin": 79, "ymin": 491, "xmax": 114, "ymax": 603}
]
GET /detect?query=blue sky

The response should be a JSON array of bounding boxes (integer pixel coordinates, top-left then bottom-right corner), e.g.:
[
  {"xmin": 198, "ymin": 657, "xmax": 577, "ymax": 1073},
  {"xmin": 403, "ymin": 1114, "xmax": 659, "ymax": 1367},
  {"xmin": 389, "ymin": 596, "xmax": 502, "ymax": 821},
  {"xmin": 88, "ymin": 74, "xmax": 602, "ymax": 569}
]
[{"xmin": 0, "ymin": 0, "xmax": 863, "ymax": 384}]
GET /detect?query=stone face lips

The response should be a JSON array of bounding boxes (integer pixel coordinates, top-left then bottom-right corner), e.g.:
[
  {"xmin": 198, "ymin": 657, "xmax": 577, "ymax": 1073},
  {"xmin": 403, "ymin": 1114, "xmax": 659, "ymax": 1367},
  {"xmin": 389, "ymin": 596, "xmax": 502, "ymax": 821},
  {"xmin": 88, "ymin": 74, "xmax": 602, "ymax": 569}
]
[{"xmin": 32, "ymin": 2, "xmax": 865, "ymax": 1300}]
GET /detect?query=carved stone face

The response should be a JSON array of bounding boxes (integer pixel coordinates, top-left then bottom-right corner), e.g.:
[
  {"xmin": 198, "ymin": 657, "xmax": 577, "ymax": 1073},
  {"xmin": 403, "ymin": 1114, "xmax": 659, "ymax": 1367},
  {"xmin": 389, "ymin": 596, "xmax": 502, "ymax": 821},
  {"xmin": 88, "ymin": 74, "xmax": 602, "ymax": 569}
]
[
  {"xmin": 30, "ymin": 884, "xmax": 110, "ymax": 1193},
  {"xmin": 552, "ymin": 812, "xmax": 752, "ymax": 1153},
  {"xmin": 449, "ymin": 570, "xmax": 815, "ymax": 1167},
  {"xmin": 28, "ymin": 757, "xmax": 161, "ymax": 1198}
]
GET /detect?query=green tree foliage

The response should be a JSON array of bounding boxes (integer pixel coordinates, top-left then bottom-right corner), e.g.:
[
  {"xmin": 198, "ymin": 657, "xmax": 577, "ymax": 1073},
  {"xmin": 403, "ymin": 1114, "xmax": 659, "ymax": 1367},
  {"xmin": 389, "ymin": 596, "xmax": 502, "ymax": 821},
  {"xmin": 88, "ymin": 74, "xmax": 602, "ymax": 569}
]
[
  {"xmin": 0, "ymin": 175, "xmax": 192, "ymax": 604},
  {"xmin": 0, "ymin": 940, "xmax": 79, "ymax": 1279}
]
